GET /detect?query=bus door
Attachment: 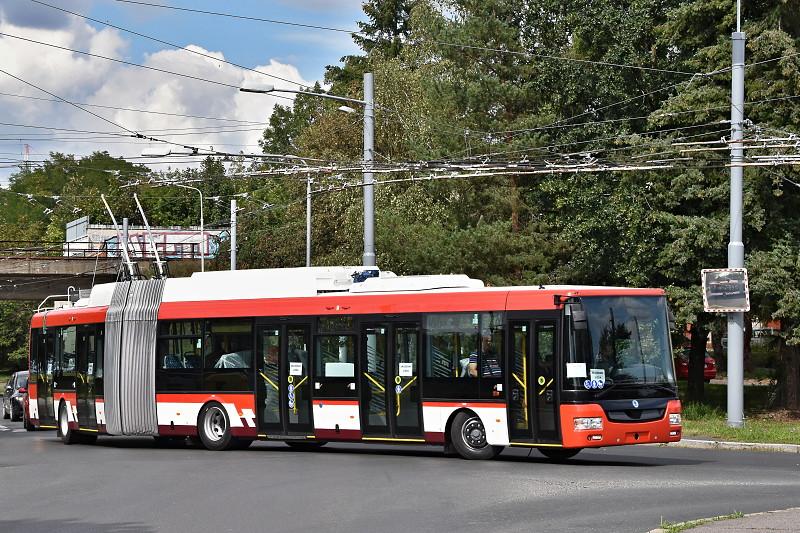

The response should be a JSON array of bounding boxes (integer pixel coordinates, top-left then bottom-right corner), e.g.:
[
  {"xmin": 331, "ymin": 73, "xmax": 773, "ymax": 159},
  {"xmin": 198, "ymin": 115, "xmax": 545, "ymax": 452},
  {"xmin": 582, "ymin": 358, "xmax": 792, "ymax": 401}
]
[
  {"xmin": 508, "ymin": 319, "xmax": 559, "ymax": 442},
  {"xmin": 75, "ymin": 325, "xmax": 98, "ymax": 429},
  {"xmin": 256, "ymin": 324, "xmax": 313, "ymax": 435},
  {"xmin": 37, "ymin": 329, "xmax": 57, "ymax": 427},
  {"xmin": 360, "ymin": 323, "xmax": 422, "ymax": 438}
]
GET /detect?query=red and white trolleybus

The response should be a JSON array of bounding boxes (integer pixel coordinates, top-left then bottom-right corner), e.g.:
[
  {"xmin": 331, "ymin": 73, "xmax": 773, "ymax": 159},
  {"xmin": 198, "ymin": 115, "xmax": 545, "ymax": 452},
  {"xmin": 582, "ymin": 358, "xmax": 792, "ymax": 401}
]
[{"xmin": 26, "ymin": 267, "xmax": 682, "ymax": 459}]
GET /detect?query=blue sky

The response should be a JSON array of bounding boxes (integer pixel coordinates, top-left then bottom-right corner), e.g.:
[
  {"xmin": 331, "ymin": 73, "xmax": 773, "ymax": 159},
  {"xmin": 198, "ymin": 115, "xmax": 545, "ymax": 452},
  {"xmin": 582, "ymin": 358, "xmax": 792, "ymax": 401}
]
[
  {"xmin": 0, "ymin": 0, "xmax": 368, "ymax": 184},
  {"xmin": 86, "ymin": 0, "xmax": 364, "ymax": 84}
]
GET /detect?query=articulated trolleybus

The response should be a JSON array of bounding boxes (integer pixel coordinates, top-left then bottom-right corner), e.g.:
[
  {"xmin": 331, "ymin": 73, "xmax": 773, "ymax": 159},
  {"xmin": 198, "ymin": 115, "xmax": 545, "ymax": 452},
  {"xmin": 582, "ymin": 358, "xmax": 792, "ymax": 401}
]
[{"xmin": 28, "ymin": 267, "xmax": 682, "ymax": 459}]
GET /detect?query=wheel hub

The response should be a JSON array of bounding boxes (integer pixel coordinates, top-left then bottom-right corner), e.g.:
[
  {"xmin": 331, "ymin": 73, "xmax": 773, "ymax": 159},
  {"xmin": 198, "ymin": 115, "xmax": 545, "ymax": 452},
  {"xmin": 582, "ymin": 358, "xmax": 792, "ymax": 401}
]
[
  {"xmin": 205, "ymin": 407, "xmax": 227, "ymax": 442},
  {"xmin": 462, "ymin": 418, "xmax": 487, "ymax": 449}
]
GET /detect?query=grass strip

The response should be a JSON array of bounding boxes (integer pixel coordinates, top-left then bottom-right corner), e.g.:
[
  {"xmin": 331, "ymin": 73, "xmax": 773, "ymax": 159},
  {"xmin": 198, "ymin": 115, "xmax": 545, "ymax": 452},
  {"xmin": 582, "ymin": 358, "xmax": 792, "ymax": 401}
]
[{"xmin": 659, "ymin": 511, "xmax": 744, "ymax": 532}]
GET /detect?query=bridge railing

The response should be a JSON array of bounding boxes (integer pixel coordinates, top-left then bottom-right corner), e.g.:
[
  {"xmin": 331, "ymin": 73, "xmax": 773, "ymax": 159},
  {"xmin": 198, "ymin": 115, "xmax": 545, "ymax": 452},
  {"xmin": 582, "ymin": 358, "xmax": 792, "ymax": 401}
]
[{"xmin": 0, "ymin": 241, "xmax": 206, "ymax": 259}]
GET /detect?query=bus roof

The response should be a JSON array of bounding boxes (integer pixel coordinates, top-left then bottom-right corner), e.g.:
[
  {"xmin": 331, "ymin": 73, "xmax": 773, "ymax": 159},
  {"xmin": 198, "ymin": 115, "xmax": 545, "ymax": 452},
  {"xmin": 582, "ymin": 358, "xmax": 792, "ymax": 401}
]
[{"xmin": 30, "ymin": 266, "xmax": 665, "ymax": 326}]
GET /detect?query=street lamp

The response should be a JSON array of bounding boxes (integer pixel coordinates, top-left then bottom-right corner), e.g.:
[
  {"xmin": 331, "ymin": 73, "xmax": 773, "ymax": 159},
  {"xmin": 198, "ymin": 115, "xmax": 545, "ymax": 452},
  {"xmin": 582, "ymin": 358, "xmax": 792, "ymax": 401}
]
[
  {"xmin": 170, "ymin": 183, "xmax": 205, "ymax": 272},
  {"xmin": 141, "ymin": 148, "xmax": 206, "ymax": 272},
  {"xmin": 240, "ymin": 73, "xmax": 376, "ymax": 267}
]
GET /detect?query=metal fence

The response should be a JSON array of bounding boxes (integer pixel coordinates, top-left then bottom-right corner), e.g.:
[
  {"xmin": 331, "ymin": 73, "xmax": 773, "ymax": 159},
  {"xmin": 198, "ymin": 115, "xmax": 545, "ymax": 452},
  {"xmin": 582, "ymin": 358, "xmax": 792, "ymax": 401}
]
[{"xmin": 0, "ymin": 241, "xmax": 205, "ymax": 259}]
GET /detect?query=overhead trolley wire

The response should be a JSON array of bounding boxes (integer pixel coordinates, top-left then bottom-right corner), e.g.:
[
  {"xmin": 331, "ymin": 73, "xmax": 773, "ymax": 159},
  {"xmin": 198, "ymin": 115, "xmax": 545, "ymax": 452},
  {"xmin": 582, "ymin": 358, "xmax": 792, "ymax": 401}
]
[
  {"xmin": 29, "ymin": 0, "xmax": 312, "ymax": 90},
  {"xmin": 114, "ymin": 0, "xmax": 699, "ymax": 76},
  {"xmin": 0, "ymin": 91, "xmax": 269, "ymax": 125}
]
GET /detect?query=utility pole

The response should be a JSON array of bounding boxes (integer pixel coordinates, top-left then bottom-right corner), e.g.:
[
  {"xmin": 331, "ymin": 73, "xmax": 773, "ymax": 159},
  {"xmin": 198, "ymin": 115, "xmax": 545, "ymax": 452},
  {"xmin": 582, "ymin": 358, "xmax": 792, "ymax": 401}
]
[
  {"xmin": 240, "ymin": 73, "xmax": 377, "ymax": 268},
  {"xmin": 362, "ymin": 72, "xmax": 376, "ymax": 267},
  {"xmin": 122, "ymin": 217, "xmax": 129, "ymax": 259},
  {"xmin": 727, "ymin": 0, "xmax": 745, "ymax": 428},
  {"xmin": 306, "ymin": 176, "xmax": 312, "ymax": 267},
  {"xmin": 230, "ymin": 199, "xmax": 237, "ymax": 271}
]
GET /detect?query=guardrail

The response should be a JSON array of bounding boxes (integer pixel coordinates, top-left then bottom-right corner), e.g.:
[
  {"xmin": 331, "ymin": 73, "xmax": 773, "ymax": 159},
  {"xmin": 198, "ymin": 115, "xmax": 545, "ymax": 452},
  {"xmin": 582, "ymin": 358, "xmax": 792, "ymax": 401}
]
[{"xmin": 0, "ymin": 240, "xmax": 207, "ymax": 259}]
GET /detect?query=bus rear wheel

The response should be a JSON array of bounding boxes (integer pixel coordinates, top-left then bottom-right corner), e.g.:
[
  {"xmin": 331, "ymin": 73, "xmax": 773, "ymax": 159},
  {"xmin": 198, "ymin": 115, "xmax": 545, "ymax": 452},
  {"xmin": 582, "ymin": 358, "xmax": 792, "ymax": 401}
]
[
  {"xmin": 198, "ymin": 403, "xmax": 234, "ymax": 451},
  {"xmin": 539, "ymin": 448, "xmax": 581, "ymax": 461},
  {"xmin": 58, "ymin": 403, "xmax": 81, "ymax": 445},
  {"xmin": 450, "ymin": 411, "xmax": 502, "ymax": 460}
]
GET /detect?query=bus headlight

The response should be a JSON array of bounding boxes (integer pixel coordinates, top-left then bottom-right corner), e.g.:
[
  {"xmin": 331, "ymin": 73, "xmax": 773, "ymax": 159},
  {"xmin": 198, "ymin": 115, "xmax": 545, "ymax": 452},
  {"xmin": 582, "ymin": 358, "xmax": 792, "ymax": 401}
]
[
  {"xmin": 574, "ymin": 417, "xmax": 603, "ymax": 431},
  {"xmin": 669, "ymin": 413, "xmax": 682, "ymax": 425}
]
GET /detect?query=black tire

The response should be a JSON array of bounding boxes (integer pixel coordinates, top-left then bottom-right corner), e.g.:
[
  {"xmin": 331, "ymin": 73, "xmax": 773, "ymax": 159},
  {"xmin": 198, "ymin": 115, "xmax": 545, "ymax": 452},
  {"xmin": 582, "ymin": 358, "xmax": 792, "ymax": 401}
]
[
  {"xmin": 449, "ymin": 411, "xmax": 503, "ymax": 460},
  {"xmin": 538, "ymin": 448, "xmax": 581, "ymax": 461},
  {"xmin": 197, "ymin": 402, "xmax": 234, "ymax": 451},
  {"xmin": 57, "ymin": 403, "xmax": 80, "ymax": 445},
  {"xmin": 286, "ymin": 440, "xmax": 327, "ymax": 450},
  {"xmin": 11, "ymin": 404, "xmax": 22, "ymax": 422},
  {"xmin": 2, "ymin": 404, "xmax": 9, "ymax": 419},
  {"xmin": 23, "ymin": 413, "xmax": 35, "ymax": 431}
]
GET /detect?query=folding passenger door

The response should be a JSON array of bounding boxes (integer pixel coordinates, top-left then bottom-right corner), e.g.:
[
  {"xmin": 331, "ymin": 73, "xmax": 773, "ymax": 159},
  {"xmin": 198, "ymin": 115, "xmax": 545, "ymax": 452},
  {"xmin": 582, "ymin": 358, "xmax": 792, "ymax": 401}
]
[
  {"xmin": 75, "ymin": 325, "xmax": 98, "ymax": 429},
  {"xmin": 508, "ymin": 316, "xmax": 560, "ymax": 443},
  {"xmin": 256, "ymin": 323, "xmax": 313, "ymax": 436},
  {"xmin": 360, "ymin": 322, "xmax": 423, "ymax": 439}
]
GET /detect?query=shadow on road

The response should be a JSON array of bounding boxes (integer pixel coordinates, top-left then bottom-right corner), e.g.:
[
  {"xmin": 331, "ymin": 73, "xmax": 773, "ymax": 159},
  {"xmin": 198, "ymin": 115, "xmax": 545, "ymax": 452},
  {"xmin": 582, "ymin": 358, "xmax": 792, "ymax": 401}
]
[
  {"xmin": 30, "ymin": 433, "xmax": 710, "ymax": 467},
  {"xmin": 0, "ymin": 518, "xmax": 154, "ymax": 533}
]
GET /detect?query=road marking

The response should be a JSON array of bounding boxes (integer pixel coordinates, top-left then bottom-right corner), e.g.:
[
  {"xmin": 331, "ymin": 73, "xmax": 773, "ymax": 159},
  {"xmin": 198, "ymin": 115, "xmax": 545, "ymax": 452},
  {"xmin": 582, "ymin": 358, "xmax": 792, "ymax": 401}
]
[
  {"xmin": 13, "ymin": 429, "xmax": 26, "ymax": 432},
  {"xmin": 0, "ymin": 425, "xmax": 8, "ymax": 431}
]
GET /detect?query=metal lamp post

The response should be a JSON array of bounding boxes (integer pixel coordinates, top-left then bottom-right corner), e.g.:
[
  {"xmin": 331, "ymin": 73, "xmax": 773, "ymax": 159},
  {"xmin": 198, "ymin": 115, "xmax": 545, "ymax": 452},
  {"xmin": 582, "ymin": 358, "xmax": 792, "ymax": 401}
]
[
  {"xmin": 240, "ymin": 73, "xmax": 376, "ymax": 267},
  {"xmin": 171, "ymin": 183, "xmax": 205, "ymax": 273}
]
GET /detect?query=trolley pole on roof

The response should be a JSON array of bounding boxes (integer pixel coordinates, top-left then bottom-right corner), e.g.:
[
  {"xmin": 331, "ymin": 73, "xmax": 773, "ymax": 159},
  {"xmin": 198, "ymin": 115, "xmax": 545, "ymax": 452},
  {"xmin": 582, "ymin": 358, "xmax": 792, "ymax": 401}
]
[
  {"xmin": 727, "ymin": 0, "xmax": 745, "ymax": 428},
  {"xmin": 230, "ymin": 199, "xmax": 237, "ymax": 271}
]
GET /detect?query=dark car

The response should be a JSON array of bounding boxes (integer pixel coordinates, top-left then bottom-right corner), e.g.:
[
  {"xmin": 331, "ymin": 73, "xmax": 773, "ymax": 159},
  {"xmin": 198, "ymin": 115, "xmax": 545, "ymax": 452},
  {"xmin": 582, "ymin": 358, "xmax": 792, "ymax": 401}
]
[
  {"xmin": 3, "ymin": 371, "xmax": 29, "ymax": 421},
  {"xmin": 674, "ymin": 351, "xmax": 717, "ymax": 382}
]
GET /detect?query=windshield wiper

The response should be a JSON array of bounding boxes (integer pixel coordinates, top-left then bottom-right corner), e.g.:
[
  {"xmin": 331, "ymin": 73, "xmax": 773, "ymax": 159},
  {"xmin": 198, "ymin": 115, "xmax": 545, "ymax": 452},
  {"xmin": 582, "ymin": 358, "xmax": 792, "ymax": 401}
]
[{"xmin": 594, "ymin": 378, "xmax": 632, "ymax": 398}]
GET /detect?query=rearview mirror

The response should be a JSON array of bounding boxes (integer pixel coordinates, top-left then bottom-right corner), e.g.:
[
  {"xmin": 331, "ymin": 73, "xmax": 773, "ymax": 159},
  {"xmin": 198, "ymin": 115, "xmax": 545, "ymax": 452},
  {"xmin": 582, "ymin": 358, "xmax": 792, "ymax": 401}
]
[{"xmin": 567, "ymin": 303, "xmax": 587, "ymax": 331}]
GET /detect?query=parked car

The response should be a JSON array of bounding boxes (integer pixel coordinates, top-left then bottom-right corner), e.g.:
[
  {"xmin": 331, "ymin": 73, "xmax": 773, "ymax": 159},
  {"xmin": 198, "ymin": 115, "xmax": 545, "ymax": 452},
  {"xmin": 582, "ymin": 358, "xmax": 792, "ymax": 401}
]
[
  {"xmin": 3, "ymin": 370, "xmax": 29, "ymax": 421},
  {"xmin": 674, "ymin": 351, "xmax": 717, "ymax": 382}
]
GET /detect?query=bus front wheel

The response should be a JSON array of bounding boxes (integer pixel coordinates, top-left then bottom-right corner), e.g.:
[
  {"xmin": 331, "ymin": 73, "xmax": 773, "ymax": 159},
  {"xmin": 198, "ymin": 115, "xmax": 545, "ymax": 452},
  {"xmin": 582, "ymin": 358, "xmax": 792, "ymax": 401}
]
[
  {"xmin": 450, "ymin": 411, "xmax": 502, "ymax": 460},
  {"xmin": 198, "ymin": 402, "xmax": 234, "ymax": 451},
  {"xmin": 57, "ymin": 403, "xmax": 80, "ymax": 445}
]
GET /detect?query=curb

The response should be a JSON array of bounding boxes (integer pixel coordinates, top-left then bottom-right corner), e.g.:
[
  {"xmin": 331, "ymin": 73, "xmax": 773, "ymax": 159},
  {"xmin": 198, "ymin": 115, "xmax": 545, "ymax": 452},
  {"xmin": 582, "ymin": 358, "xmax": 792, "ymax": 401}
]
[
  {"xmin": 646, "ymin": 506, "xmax": 800, "ymax": 533},
  {"xmin": 665, "ymin": 438, "xmax": 800, "ymax": 454}
]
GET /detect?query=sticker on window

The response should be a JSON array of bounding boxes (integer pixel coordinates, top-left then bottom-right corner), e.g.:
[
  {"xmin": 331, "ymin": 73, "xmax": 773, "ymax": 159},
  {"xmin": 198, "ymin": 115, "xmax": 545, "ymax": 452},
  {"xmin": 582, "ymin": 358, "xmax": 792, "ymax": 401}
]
[
  {"xmin": 590, "ymin": 368, "xmax": 605, "ymax": 386},
  {"xmin": 289, "ymin": 362, "xmax": 303, "ymax": 376},
  {"xmin": 566, "ymin": 363, "xmax": 587, "ymax": 378},
  {"xmin": 398, "ymin": 362, "xmax": 413, "ymax": 377},
  {"xmin": 87, "ymin": 363, "xmax": 94, "ymax": 375}
]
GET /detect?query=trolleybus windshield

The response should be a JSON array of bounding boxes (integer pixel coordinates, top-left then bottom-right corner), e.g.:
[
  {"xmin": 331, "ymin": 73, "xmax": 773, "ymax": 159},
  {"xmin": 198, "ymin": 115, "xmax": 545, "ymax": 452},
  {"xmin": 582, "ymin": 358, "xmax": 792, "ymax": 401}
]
[{"xmin": 566, "ymin": 296, "xmax": 675, "ymax": 390}]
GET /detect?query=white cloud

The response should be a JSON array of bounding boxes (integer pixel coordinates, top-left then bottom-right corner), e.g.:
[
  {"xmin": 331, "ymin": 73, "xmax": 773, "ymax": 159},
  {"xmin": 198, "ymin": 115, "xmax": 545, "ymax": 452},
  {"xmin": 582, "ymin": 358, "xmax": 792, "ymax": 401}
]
[{"xmin": 0, "ymin": 17, "xmax": 311, "ymax": 183}]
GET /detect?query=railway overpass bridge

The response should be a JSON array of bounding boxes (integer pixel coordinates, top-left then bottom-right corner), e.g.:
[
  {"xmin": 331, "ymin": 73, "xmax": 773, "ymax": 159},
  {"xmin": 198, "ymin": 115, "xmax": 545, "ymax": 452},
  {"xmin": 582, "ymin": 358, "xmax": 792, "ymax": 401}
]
[{"xmin": 0, "ymin": 241, "xmax": 202, "ymax": 301}]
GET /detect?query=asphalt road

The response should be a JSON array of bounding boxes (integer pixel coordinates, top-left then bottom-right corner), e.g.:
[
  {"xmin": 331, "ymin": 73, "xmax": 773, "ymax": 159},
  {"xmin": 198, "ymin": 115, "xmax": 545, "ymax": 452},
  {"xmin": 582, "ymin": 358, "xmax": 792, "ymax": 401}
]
[{"xmin": 1, "ymin": 419, "xmax": 799, "ymax": 533}]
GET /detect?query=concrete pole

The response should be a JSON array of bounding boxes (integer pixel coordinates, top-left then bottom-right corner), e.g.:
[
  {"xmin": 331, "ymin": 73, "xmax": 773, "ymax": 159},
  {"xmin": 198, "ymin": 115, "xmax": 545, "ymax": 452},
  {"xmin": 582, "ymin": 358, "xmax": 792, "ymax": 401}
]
[
  {"xmin": 122, "ymin": 217, "xmax": 129, "ymax": 259},
  {"xmin": 362, "ymin": 72, "xmax": 376, "ymax": 267},
  {"xmin": 727, "ymin": 28, "xmax": 746, "ymax": 428},
  {"xmin": 306, "ymin": 176, "xmax": 312, "ymax": 267},
  {"xmin": 230, "ymin": 199, "xmax": 237, "ymax": 271}
]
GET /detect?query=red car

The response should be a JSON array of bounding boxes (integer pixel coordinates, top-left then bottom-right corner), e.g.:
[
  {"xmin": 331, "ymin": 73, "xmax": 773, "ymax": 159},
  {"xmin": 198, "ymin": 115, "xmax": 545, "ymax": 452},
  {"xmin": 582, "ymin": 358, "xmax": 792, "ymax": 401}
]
[{"xmin": 675, "ymin": 351, "xmax": 717, "ymax": 382}]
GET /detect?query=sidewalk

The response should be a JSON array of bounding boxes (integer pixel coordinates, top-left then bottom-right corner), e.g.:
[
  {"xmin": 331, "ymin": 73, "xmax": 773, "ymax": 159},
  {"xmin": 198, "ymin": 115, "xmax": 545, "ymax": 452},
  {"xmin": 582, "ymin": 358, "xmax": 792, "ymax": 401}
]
[
  {"xmin": 646, "ymin": 441, "xmax": 799, "ymax": 532},
  {"xmin": 648, "ymin": 507, "xmax": 800, "ymax": 532},
  {"xmin": 668, "ymin": 437, "xmax": 800, "ymax": 454}
]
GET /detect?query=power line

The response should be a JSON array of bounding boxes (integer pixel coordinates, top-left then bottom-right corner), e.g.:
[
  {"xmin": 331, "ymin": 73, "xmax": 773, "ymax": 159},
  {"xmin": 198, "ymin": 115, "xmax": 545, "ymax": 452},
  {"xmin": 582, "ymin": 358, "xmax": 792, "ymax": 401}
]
[
  {"xmin": 0, "ymin": 67, "xmax": 137, "ymax": 135},
  {"xmin": 0, "ymin": 91, "xmax": 268, "ymax": 125},
  {"xmin": 115, "ymin": 0, "xmax": 699, "ymax": 76},
  {"xmin": 0, "ymin": 31, "xmax": 245, "ymax": 91},
  {"xmin": 29, "ymin": 0, "xmax": 311, "ymax": 90}
]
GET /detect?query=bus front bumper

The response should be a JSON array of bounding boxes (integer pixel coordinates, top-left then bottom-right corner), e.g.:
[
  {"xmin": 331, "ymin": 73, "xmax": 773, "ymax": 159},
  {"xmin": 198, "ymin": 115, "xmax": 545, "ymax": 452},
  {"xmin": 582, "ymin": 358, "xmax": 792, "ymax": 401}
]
[{"xmin": 559, "ymin": 400, "xmax": 682, "ymax": 449}]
